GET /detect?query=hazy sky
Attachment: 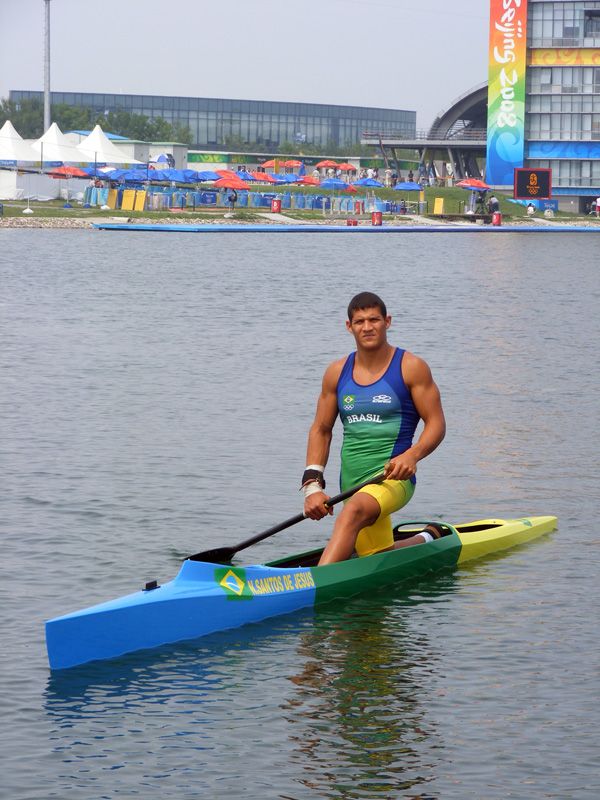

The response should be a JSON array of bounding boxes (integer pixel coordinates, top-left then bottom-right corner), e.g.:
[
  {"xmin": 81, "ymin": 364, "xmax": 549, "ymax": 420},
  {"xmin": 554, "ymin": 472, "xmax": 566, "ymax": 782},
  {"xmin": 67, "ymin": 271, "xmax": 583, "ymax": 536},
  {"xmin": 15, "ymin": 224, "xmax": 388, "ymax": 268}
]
[{"xmin": 0, "ymin": 0, "xmax": 490, "ymax": 130}]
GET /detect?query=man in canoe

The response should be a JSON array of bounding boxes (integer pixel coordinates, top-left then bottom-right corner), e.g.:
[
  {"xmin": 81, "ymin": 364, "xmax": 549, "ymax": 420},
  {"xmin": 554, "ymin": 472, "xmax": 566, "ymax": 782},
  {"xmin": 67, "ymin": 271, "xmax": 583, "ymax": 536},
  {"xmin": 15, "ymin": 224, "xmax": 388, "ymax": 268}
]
[{"xmin": 302, "ymin": 291, "xmax": 446, "ymax": 564}]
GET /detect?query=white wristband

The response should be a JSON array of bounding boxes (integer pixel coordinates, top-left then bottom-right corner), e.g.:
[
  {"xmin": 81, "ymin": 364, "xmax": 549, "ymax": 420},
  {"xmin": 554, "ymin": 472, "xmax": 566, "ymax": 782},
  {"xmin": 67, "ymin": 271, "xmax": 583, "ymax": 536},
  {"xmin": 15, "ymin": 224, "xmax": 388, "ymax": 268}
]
[
  {"xmin": 303, "ymin": 481, "xmax": 324, "ymax": 499},
  {"xmin": 306, "ymin": 464, "xmax": 325, "ymax": 472}
]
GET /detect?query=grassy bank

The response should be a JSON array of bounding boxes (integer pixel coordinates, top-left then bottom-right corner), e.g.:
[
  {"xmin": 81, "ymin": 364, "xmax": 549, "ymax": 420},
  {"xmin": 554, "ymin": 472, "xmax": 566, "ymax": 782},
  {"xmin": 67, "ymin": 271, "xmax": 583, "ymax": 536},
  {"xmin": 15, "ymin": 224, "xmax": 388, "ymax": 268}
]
[{"xmin": 0, "ymin": 186, "xmax": 580, "ymax": 221}]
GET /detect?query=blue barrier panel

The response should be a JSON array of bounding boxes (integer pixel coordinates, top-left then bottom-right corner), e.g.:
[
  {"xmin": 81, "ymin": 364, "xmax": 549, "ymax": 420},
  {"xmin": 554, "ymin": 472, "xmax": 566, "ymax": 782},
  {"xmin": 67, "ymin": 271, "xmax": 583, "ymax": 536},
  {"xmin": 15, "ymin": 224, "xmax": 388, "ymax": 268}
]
[
  {"xmin": 238, "ymin": 192, "xmax": 248, "ymax": 207},
  {"xmin": 296, "ymin": 193, "xmax": 305, "ymax": 208},
  {"xmin": 305, "ymin": 196, "xmax": 315, "ymax": 209},
  {"xmin": 282, "ymin": 193, "xmax": 291, "ymax": 208}
]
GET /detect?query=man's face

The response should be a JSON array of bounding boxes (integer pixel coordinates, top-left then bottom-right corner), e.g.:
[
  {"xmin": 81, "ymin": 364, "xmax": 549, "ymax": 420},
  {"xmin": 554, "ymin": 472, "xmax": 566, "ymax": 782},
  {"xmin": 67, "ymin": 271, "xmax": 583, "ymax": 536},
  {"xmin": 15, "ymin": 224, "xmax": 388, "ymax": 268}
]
[{"xmin": 346, "ymin": 306, "xmax": 391, "ymax": 348}]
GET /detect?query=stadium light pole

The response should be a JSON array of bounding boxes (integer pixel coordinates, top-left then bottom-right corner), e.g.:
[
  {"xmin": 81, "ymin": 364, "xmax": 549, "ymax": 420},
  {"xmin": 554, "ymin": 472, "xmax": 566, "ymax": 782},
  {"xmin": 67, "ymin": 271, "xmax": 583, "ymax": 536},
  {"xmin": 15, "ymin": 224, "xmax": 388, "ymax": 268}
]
[{"xmin": 43, "ymin": 0, "xmax": 51, "ymax": 131}]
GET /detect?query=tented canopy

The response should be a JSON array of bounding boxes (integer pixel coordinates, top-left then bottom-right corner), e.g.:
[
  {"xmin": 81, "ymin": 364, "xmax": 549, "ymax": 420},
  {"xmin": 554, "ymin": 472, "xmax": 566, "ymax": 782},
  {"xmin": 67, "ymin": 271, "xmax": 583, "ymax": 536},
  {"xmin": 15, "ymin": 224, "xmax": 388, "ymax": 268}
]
[
  {"xmin": 32, "ymin": 122, "xmax": 85, "ymax": 164},
  {"xmin": 393, "ymin": 181, "xmax": 421, "ymax": 191},
  {"xmin": 77, "ymin": 125, "xmax": 141, "ymax": 165},
  {"xmin": 0, "ymin": 120, "xmax": 39, "ymax": 163}
]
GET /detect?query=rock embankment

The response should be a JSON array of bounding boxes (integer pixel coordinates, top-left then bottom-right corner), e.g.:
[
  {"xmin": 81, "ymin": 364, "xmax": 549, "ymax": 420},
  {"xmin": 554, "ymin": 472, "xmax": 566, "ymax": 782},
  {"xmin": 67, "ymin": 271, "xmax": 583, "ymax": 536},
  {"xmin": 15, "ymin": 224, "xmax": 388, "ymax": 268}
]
[{"xmin": 0, "ymin": 217, "xmax": 95, "ymax": 228}]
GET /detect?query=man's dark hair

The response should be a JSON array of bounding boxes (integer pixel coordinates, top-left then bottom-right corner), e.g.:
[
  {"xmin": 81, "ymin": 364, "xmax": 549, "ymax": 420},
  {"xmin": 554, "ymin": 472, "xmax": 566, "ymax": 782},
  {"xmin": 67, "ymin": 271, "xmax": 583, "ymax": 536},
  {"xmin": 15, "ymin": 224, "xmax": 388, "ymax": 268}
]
[{"xmin": 347, "ymin": 292, "xmax": 387, "ymax": 321}]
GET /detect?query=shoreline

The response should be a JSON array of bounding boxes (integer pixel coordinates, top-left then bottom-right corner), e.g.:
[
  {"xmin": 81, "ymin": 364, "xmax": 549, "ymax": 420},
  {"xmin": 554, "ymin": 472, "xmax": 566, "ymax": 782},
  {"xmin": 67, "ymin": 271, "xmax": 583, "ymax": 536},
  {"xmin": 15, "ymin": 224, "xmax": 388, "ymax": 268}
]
[{"xmin": 2, "ymin": 213, "xmax": 600, "ymax": 230}]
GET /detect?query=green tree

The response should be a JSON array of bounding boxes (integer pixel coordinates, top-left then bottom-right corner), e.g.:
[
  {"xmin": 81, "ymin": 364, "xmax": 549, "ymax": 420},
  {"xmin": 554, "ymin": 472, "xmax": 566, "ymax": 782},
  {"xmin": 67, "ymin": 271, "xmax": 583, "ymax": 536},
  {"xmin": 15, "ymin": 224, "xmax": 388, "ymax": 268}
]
[
  {"xmin": 0, "ymin": 98, "xmax": 17, "ymax": 128},
  {"xmin": 100, "ymin": 110, "xmax": 152, "ymax": 140},
  {"xmin": 147, "ymin": 117, "xmax": 174, "ymax": 142},
  {"xmin": 0, "ymin": 97, "xmax": 44, "ymax": 137},
  {"xmin": 171, "ymin": 123, "xmax": 193, "ymax": 145},
  {"xmin": 52, "ymin": 104, "xmax": 94, "ymax": 133}
]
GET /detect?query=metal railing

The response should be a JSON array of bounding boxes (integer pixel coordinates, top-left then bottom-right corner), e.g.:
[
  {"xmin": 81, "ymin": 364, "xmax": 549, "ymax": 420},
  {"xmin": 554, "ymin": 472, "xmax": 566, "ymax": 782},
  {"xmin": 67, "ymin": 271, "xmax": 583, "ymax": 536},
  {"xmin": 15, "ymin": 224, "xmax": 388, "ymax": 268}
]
[{"xmin": 362, "ymin": 129, "xmax": 487, "ymax": 142}]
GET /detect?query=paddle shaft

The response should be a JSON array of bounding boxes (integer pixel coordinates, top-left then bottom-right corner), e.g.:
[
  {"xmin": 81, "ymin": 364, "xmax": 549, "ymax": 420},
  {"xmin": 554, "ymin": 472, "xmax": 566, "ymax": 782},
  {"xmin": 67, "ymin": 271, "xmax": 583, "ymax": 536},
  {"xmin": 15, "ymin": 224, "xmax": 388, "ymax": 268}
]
[{"xmin": 188, "ymin": 471, "xmax": 387, "ymax": 563}]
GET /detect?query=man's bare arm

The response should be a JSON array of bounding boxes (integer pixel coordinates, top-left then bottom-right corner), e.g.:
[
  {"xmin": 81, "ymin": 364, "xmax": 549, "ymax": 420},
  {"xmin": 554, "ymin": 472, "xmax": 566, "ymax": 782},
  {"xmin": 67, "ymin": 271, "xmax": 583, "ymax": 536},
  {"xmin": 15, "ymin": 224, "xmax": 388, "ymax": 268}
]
[
  {"xmin": 384, "ymin": 354, "xmax": 446, "ymax": 481},
  {"xmin": 303, "ymin": 360, "xmax": 343, "ymax": 519}
]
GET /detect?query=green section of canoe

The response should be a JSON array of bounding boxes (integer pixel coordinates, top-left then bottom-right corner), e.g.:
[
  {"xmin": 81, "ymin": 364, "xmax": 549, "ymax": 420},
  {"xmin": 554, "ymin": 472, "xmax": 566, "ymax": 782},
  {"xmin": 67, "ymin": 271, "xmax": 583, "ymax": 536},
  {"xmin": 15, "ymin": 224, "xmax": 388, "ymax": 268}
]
[{"xmin": 310, "ymin": 533, "xmax": 462, "ymax": 604}]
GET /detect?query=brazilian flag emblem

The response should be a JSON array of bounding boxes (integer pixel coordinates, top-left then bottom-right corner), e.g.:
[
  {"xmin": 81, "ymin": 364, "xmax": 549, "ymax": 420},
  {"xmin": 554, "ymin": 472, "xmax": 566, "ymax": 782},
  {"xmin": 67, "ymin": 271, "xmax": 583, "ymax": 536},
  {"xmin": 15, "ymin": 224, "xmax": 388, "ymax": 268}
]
[
  {"xmin": 343, "ymin": 394, "xmax": 355, "ymax": 410},
  {"xmin": 215, "ymin": 567, "xmax": 253, "ymax": 600}
]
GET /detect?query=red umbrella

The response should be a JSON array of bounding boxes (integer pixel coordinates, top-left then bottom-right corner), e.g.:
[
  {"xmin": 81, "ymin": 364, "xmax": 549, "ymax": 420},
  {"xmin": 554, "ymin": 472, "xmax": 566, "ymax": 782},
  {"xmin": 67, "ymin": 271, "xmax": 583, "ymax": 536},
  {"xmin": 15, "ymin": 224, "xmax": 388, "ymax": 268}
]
[
  {"xmin": 261, "ymin": 159, "xmax": 278, "ymax": 169},
  {"xmin": 345, "ymin": 183, "xmax": 358, "ymax": 193},
  {"xmin": 213, "ymin": 177, "xmax": 250, "ymax": 190},
  {"xmin": 250, "ymin": 171, "xmax": 277, "ymax": 183},
  {"xmin": 456, "ymin": 178, "xmax": 490, "ymax": 190},
  {"xmin": 337, "ymin": 162, "xmax": 356, "ymax": 172},
  {"xmin": 284, "ymin": 159, "xmax": 302, "ymax": 168},
  {"xmin": 215, "ymin": 169, "xmax": 241, "ymax": 179},
  {"xmin": 296, "ymin": 176, "xmax": 320, "ymax": 185},
  {"xmin": 48, "ymin": 166, "xmax": 88, "ymax": 178},
  {"xmin": 316, "ymin": 159, "xmax": 339, "ymax": 168}
]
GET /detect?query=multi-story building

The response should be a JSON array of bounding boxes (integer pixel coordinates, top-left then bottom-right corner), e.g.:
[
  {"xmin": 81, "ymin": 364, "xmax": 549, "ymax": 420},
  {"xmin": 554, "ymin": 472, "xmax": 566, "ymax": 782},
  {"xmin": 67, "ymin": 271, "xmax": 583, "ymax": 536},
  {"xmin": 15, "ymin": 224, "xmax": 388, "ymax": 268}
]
[
  {"xmin": 525, "ymin": 0, "xmax": 600, "ymax": 207},
  {"xmin": 8, "ymin": 90, "xmax": 415, "ymax": 152},
  {"xmin": 365, "ymin": 0, "xmax": 600, "ymax": 211},
  {"xmin": 487, "ymin": 0, "xmax": 600, "ymax": 209}
]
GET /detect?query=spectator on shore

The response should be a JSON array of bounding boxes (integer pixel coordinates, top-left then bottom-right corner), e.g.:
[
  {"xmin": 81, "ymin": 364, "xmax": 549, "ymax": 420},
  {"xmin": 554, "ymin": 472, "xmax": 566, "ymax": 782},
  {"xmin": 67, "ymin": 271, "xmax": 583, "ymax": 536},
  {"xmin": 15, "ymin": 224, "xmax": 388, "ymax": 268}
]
[
  {"xmin": 487, "ymin": 195, "xmax": 500, "ymax": 213},
  {"xmin": 227, "ymin": 188, "xmax": 238, "ymax": 212},
  {"xmin": 475, "ymin": 191, "xmax": 487, "ymax": 213}
]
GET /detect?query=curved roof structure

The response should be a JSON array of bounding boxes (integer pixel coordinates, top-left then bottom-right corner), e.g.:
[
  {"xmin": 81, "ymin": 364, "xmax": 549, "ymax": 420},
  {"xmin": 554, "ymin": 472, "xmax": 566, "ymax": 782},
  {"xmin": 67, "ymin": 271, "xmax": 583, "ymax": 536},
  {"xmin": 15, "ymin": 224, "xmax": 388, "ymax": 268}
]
[{"xmin": 428, "ymin": 82, "xmax": 488, "ymax": 139}]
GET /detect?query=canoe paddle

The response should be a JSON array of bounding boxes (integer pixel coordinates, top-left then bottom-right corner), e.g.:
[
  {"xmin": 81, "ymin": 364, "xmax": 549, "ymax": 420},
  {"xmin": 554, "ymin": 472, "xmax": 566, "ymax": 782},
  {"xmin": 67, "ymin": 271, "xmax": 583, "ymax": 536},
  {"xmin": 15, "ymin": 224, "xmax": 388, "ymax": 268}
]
[{"xmin": 187, "ymin": 470, "xmax": 387, "ymax": 564}]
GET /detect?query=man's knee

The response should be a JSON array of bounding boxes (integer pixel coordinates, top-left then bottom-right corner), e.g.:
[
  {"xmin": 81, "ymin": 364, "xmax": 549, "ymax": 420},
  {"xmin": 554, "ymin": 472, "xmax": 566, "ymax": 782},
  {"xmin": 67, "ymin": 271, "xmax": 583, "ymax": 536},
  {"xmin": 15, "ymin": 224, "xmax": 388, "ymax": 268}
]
[{"xmin": 340, "ymin": 493, "xmax": 380, "ymax": 529}]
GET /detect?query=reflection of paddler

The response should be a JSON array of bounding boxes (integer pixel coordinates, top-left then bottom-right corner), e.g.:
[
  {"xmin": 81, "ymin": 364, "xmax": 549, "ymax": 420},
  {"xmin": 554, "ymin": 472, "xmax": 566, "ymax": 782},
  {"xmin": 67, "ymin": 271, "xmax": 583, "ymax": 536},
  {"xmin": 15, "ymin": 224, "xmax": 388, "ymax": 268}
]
[{"xmin": 282, "ymin": 591, "xmax": 443, "ymax": 794}]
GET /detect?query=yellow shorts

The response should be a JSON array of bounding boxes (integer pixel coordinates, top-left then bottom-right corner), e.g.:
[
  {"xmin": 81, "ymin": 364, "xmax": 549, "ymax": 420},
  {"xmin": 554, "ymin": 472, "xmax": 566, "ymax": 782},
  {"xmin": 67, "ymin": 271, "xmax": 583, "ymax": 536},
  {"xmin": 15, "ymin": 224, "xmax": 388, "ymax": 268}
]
[{"xmin": 354, "ymin": 479, "xmax": 416, "ymax": 557}]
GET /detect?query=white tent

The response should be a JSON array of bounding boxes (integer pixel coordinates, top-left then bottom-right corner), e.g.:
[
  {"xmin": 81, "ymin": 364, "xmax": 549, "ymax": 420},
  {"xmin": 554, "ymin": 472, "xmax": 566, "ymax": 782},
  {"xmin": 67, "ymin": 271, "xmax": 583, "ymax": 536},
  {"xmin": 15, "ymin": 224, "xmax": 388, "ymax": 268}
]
[
  {"xmin": 31, "ymin": 122, "xmax": 85, "ymax": 164},
  {"xmin": 77, "ymin": 124, "xmax": 142, "ymax": 165},
  {"xmin": 0, "ymin": 120, "xmax": 39, "ymax": 163}
]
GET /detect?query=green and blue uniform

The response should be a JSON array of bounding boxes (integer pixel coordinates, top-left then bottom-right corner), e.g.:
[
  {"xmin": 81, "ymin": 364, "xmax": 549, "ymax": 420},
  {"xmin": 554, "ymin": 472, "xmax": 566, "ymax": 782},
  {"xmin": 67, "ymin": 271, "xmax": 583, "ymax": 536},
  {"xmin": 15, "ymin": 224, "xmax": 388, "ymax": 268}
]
[{"xmin": 336, "ymin": 347, "xmax": 420, "ymax": 555}]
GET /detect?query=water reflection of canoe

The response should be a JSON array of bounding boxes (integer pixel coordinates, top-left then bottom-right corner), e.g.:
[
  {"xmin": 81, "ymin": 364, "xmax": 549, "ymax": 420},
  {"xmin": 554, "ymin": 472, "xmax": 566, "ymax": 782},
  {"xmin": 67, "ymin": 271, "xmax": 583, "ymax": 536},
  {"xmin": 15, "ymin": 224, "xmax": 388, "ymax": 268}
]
[{"xmin": 45, "ymin": 516, "xmax": 556, "ymax": 670}]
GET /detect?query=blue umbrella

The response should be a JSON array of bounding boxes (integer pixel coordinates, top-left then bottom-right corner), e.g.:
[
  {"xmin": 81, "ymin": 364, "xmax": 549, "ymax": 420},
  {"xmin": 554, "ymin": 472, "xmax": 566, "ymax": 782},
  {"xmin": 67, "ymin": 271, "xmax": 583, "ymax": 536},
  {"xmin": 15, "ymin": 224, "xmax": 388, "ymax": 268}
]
[
  {"xmin": 319, "ymin": 178, "xmax": 350, "ymax": 190},
  {"xmin": 353, "ymin": 177, "xmax": 384, "ymax": 187},
  {"xmin": 236, "ymin": 170, "xmax": 257, "ymax": 182},
  {"xmin": 269, "ymin": 172, "xmax": 299, "ymax": 184},
  {"xmin": 194, "ymin": 170, "xmax": 221, "ymax": 181},
  {"xmin": 393, "ymin": 181, "xmax": 422, "ymax": 191}
]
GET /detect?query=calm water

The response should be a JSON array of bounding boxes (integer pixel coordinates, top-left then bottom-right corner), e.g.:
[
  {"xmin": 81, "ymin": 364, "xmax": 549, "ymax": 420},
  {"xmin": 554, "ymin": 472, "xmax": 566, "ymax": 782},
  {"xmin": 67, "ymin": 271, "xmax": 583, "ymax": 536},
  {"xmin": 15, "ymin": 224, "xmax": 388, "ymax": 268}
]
[{"xmin": 1, "ymin": 229, "xmax": 598, "ymax": 799}]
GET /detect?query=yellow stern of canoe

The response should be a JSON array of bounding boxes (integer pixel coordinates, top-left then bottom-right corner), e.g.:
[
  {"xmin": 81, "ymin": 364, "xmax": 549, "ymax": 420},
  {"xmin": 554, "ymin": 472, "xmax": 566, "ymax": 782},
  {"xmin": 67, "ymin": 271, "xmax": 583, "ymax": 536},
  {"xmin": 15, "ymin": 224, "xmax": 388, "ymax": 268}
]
[{"xmin": 455, "ymin": 516, "xmax": 557, "ymax": 564}]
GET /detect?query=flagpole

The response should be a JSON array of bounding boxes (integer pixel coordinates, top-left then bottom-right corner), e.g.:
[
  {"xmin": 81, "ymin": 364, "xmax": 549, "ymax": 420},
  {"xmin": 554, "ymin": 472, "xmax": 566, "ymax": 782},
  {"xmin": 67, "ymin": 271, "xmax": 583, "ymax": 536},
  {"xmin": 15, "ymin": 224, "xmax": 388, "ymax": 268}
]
[{"xmin": 43, "ymin": 0, "xmax": 52, "ymax": 131}]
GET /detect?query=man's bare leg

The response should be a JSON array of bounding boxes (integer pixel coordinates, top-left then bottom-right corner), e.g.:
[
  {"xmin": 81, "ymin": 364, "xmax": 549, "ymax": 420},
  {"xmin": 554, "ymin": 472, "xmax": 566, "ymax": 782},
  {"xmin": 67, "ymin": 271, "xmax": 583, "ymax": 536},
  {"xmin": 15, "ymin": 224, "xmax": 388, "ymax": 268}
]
[{"xmin": 318, "ymin": 493, "xmax": 381, "ymax": 565}]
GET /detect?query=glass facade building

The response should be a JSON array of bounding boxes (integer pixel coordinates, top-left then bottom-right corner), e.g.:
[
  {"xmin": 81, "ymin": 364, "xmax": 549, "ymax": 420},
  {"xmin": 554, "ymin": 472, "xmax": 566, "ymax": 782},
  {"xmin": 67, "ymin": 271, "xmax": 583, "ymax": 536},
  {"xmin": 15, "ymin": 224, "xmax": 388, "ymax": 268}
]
[
  {"xmin": 525, "ymin": 0, "xmax": 600, "ymax": 192},
  {"xmin": 9, "ymin": 90, "xmax": 415, "ymax": 150}
]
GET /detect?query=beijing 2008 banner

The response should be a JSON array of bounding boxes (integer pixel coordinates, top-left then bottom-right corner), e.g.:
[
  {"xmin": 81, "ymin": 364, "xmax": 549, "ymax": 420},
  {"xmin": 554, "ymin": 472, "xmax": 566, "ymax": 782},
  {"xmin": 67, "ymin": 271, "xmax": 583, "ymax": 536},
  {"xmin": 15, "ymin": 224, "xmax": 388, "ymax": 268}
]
[{"xmin": 486, "ymin": 0, "xmax": 528, "ymax": 185}]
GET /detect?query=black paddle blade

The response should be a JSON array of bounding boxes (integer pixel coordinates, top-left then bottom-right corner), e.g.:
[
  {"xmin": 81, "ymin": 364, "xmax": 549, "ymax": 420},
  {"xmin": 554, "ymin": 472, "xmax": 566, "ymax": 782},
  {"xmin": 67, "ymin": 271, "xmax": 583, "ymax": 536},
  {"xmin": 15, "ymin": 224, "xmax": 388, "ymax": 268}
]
[{"xmin": 188, "ymin": 546, "xmax": 236, "ymax": 564}]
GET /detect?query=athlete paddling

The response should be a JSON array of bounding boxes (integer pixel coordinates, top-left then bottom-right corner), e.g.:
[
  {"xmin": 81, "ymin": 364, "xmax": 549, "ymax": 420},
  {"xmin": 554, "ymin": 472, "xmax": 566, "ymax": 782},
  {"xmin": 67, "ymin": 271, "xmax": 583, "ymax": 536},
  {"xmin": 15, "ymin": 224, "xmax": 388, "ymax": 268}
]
[{"xmin": 302, "ymin": 292, "xmax": 446, "ymax": 565}]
